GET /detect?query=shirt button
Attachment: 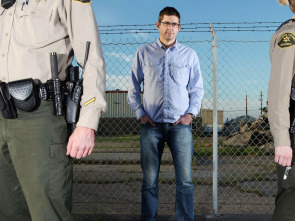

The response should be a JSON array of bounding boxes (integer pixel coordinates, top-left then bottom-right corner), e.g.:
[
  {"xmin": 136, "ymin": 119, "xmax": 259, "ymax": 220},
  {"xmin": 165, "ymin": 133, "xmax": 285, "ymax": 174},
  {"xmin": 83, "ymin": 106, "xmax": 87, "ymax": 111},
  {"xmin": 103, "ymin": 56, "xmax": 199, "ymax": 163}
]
[
  {"xmin": 31, "ymin": 11, "xmax": 35, "ymax": 15},
  {"xmin": 5, "ymin": 33, "xmax": 8, "ymax": 37},
  {"xmin": 2, "ymin": 54, "xmax": 5, "ymax": 57},
  {"xmin": 2, "ymin": 77, "xmax": 5, "ymax": 81},
  {"xmin": 9, "ymin": 13, "xmax": 12, "ymax": 16}
]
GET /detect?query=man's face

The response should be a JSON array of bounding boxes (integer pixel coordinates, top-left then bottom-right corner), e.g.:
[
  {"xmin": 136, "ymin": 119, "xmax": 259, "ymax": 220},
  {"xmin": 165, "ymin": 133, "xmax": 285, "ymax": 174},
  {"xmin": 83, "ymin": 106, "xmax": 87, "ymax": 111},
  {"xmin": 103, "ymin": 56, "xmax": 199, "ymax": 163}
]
[{"xmin": 156, "ymin": 15, "xmax": 181, "ymax": 43}]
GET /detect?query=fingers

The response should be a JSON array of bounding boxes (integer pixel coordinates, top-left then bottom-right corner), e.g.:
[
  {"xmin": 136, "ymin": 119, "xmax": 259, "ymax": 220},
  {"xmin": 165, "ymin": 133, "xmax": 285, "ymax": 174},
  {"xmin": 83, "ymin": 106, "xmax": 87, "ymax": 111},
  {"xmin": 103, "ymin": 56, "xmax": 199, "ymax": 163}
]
[
  {"xmin": 173, "ymin": 120, "xmax": 180, "ymax": 126},
  {"xmin": 274, "ymin": 152, "xmax": 279, "ymax": 163},
  {"xmin": 68, "ymin": 143, "xmax": 94, "ymax": 159},
  {"xmin": 66, "ymin": 127, "xmax": 95, "ymax": 159},
  {"xmin": 275, "ymin": 146, "xmax": 293, "ymax": 166},
  {"xmin": 66, "ymin": 138, "xmax": 73, "ymax": 156},
  {"xmin": 148, "ymin": 118, "xmax": 156, "ymax": 126},
  {"xmin": 140, "ymin": 115, "xmax": 156, "ymax": 126}
]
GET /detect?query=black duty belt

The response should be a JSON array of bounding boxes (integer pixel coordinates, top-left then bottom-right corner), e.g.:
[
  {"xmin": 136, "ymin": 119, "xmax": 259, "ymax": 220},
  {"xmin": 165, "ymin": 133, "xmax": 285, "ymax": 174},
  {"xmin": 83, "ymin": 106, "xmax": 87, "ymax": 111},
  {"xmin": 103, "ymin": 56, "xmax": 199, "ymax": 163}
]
[{"xmin": 0, "ymin": 78, "xmax": 66, "ymax": 119}]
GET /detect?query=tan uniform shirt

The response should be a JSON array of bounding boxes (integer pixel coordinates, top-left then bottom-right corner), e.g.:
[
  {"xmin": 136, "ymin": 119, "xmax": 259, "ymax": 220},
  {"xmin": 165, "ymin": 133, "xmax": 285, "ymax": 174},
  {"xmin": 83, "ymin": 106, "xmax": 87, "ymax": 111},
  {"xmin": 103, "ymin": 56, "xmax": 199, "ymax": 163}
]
[
  {"xmin": 0, "ymin": 0, "xmax": 106, "ymax": 130},
  {"xmin": 268, "ymin": 16, "xmax": 295, "ymax": 147}
]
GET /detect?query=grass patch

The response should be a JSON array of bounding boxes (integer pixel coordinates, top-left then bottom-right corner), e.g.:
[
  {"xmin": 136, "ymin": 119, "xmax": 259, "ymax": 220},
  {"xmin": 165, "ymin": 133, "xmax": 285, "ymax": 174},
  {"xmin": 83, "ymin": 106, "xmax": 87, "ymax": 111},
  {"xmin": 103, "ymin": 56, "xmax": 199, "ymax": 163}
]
[{"xmin": 94, "ymin": 135, "xmax": 272, "ymax": 157}]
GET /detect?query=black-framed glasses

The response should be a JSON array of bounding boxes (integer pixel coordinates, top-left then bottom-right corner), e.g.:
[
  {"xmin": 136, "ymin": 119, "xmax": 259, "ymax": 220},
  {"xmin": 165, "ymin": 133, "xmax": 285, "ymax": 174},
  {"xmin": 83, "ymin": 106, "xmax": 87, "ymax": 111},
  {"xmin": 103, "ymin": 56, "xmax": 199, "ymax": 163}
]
[{"xmin": 160, "ymin": 21, "xmax": 180, "ymax": 28}]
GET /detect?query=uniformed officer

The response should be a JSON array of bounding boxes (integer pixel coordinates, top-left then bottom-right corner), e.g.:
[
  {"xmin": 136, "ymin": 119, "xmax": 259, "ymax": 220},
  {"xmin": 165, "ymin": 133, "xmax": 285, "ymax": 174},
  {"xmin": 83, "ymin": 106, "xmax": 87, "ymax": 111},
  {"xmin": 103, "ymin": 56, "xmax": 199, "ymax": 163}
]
[
  {"xmin": 268, "ymin": 0, "xmax": 295, "ymax": 220},
  {"xmin": 0, "ymin": 0, "xmax": 106, "ymax": 220}
]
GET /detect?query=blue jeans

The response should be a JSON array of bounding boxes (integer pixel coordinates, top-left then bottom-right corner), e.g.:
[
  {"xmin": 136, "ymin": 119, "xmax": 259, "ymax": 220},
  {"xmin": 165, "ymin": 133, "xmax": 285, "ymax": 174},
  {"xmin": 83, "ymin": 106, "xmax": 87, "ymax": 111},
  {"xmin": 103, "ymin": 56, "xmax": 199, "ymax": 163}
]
[{"xmin": 140, "ymin": 123, "xmax": 194, "ymax": 221}]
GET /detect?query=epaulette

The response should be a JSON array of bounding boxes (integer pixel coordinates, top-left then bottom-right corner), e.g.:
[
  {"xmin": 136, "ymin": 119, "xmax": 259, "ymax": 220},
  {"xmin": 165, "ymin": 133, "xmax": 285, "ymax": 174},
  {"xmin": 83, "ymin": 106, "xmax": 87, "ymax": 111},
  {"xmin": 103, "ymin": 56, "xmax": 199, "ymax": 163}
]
[{"xmin": 277, "ymin": 19, "xmax": 295, "ymax": 31}]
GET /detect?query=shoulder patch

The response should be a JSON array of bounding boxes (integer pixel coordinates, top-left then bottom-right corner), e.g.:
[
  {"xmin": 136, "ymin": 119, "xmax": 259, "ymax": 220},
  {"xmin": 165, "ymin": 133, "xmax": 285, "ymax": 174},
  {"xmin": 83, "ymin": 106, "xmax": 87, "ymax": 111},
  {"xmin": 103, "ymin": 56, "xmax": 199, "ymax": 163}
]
[
  {"xmin": 72, "ymin": 0, "xmax": 91, "ymax": 3},
  {"xmin": 278, "ymin": 32, "xmax": 295, "ymax": 49}
]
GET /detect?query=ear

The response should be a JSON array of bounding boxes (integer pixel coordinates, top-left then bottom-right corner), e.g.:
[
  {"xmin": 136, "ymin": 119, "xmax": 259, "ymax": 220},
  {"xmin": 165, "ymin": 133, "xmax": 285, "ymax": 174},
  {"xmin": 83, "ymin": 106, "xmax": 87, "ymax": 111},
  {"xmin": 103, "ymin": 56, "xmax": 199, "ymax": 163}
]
[
  {"xmin": 156, "ymin": 22, "xmax": 161, "ymax": 30},
  {"xmin": 178, "ymin": 24, "xmax": 182, "ymax": 31}
]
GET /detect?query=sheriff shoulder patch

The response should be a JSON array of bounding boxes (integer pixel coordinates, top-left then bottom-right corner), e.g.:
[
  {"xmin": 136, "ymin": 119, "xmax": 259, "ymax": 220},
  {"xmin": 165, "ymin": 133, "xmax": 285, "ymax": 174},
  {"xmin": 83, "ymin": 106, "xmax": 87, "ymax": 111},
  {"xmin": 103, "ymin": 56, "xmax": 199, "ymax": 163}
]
[
  {"xmin": 72, "ymin": 0, "xmax": 91, "ymax": 4},
  {"xmin": 278, "ymin": 32, "xmax": 295, "ymax": 49}
]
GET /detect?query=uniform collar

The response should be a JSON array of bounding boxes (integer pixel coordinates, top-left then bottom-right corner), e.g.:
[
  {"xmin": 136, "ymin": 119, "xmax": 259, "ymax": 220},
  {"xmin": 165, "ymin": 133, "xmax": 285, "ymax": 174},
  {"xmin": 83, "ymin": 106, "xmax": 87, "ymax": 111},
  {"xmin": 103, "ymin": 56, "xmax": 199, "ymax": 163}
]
[{"xmin": 156, "ymin": 39, "xmax": 179, "ymax": 50}]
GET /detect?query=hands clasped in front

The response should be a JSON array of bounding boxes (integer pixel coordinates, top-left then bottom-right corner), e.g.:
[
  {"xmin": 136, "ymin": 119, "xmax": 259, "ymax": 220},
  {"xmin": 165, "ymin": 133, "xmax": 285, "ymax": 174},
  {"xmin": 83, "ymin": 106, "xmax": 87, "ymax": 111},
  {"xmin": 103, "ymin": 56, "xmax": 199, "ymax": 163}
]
[{"xmin": 66, "ymin": 126, "xmax": 95, "ymax": 159}]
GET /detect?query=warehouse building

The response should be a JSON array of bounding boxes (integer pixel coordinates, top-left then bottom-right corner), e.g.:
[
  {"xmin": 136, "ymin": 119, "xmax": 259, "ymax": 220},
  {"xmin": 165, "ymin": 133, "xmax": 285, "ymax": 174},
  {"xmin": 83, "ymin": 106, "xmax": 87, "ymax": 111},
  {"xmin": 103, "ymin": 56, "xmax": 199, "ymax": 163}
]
[{"xmin": 98, "ymin": 90, "xmax": 223, "ymax": 136}]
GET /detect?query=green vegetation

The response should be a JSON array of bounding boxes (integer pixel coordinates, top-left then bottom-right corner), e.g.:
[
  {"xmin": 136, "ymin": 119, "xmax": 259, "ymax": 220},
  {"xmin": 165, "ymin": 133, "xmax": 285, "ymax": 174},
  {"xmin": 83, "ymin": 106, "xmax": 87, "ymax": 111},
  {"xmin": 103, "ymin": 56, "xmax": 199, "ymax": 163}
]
[{"xmin": 94, "ymin": 135, "xmax": 273, "ymax": 157}]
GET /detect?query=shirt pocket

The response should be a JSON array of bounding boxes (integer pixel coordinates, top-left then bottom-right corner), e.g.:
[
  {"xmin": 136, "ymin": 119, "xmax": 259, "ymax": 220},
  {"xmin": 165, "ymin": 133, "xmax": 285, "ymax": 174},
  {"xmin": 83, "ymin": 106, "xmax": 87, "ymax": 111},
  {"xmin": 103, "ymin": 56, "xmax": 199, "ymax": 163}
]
[
  {"xmin": 169, "ymin": 62, "xmax": 189, "ymax": 86},
  {"xmin": 16, "ymin": 6, "xmax": 52, "ymax": 45},
  {"xmin": 143, "ymin": 62, "xmax": 163, "ymax": 80}
]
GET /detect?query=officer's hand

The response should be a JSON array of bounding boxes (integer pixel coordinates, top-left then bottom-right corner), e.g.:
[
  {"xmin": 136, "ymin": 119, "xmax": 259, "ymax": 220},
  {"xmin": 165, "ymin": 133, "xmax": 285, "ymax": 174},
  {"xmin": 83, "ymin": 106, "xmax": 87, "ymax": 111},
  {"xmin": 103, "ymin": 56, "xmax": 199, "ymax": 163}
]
[
  {"xmin": 173, "ymin": 114, "xmax": 193, "ymax": 126},
  {"xmin": 140, "ymin": 115, "xmax": 155, "ymax": 126},
  {"xmin": 66, "ymin": 126, "xmax": 95, "ymax": 159},
  {"xmin": 275, "ymin": 146, "xmax": 293, "ymax": 167}
]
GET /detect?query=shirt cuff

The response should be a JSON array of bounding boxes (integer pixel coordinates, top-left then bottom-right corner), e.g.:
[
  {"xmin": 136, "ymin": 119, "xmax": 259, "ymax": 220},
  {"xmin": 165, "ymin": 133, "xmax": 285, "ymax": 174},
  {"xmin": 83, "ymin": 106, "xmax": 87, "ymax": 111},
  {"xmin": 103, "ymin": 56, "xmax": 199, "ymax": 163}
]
[
  {"xmin": 76, "ymin": 107, "xmax": 102, "ymax": 131},
  {"xmin": 187, "ymin": 108, "xmax": 199, "ymax": 117},
  {"xmin": 134, "ymin": 108, "xmax": 146, "ymax": 120}
]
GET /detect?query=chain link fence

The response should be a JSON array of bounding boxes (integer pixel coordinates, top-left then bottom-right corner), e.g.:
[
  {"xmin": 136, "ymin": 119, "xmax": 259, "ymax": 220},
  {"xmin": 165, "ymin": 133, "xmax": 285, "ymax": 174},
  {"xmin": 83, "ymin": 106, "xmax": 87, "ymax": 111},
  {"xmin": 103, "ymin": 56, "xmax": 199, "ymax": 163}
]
[{"xmin": 72, "ymin": 23, "xmax": 278, "ymax": 217}]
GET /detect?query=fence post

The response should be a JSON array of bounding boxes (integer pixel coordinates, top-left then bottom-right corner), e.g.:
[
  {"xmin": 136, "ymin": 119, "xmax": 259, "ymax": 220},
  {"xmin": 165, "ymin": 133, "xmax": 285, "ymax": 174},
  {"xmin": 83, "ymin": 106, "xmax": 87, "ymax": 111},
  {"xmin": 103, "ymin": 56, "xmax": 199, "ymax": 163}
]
[{"xmin": 209, "ymin": 23, "xmax": 218, "ymax": 214}]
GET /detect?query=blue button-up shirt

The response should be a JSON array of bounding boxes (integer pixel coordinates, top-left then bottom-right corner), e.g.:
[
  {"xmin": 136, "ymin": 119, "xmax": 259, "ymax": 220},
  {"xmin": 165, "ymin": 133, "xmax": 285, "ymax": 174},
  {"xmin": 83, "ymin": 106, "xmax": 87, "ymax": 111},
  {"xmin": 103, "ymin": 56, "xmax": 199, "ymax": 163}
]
[{"xmin": 128, "ymin": 39, "xmax": 204, "ymax": 123}]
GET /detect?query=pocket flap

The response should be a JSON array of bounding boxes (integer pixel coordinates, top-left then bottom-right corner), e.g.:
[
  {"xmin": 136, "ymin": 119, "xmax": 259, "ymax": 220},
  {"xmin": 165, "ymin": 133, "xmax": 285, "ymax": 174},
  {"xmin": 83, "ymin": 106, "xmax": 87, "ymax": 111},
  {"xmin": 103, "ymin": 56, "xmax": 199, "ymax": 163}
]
[{"xmin": 8, "ymin": 78, "xmax": 34, "ymax": 101}]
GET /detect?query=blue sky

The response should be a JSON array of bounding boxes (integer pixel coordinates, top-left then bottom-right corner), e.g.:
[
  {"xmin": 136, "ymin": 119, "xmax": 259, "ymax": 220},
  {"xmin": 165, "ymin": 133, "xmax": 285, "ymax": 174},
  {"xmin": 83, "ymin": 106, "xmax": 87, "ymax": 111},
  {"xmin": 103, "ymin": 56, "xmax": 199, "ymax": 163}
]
[
  {"xmin": 92, "ymin": 0, "xmax": 294, "ymax": 26},
  {"xmin": 90, "ymin": 1, "xmax": 294, "ymax": 121}
]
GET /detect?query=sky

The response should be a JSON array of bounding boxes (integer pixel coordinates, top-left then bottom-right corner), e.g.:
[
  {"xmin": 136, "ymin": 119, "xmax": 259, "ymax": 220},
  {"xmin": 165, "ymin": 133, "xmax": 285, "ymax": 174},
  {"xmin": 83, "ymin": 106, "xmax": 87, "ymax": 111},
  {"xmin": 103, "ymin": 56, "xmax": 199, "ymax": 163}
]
[
  {"xmin": 89, "ymin": 0, "xmax": 295, "ymax": 121},
  {"xmin": 92, "ymin": 0, "xmax": 294, "ymax": 26}
]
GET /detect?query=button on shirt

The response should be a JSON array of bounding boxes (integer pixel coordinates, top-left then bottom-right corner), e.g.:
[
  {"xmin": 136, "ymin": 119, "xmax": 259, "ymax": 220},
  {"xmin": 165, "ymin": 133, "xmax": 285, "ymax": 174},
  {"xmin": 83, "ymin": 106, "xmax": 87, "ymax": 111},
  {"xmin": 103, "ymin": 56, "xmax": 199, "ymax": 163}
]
[
  {"xmin": 0, "ymin": 0, "xmax": 106, "ymax": 130},
  {"xmin": 128, "ymin": 39, "xmax": 204, "ymax": 123}
]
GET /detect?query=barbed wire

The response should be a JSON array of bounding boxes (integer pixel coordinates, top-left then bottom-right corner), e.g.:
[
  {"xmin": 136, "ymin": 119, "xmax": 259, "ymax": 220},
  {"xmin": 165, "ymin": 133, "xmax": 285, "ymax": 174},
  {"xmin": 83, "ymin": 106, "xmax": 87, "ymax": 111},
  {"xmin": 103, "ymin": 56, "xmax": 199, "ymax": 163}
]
[
  {"xmin": 100, "ymin": 30, "xmax": 276, "ymax": 35},
  {"xmin": 99, "ymin": 21, "xmax": 282, "ymax": 28},
  {"xmin": 99, "ymin": 21, "xmax": 281, "ymax": 34}
]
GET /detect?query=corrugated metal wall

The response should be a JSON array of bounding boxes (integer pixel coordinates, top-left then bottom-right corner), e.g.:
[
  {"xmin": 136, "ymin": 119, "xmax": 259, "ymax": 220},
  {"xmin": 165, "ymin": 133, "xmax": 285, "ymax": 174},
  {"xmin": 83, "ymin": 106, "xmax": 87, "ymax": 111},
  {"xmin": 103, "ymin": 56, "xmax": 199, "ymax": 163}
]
[{"xmin": 102, "ymin": 91, "xmax": 142, "ymax": 118}]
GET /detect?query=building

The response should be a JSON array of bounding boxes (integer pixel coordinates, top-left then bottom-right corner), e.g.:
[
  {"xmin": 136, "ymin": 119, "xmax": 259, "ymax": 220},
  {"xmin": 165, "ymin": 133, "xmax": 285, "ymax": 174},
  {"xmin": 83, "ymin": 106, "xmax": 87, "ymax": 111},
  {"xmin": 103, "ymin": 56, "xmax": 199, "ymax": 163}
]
[{"xmin": 98, "ymin": 91, "xmax": 223, "ymax": 136}]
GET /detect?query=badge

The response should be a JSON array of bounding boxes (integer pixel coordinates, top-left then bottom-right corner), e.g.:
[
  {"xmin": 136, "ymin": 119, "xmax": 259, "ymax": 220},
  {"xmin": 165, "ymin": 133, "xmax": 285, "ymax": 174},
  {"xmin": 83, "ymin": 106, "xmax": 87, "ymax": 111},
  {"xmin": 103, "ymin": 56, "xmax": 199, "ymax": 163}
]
[
  {"xmin": 277, "ymin": 32, "xmax": 295, "ymax": 49},
  {"xmin": 72, "ymin": 0, "xmax": 91, "ymax": 3}
]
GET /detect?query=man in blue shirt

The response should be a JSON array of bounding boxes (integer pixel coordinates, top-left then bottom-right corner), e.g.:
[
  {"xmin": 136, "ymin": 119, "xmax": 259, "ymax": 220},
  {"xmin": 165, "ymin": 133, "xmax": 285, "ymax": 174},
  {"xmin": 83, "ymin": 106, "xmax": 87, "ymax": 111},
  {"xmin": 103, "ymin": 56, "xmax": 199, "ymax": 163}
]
[{"xmin": 128, "ymin": 6, "xmax": 204, "ymax": 221}]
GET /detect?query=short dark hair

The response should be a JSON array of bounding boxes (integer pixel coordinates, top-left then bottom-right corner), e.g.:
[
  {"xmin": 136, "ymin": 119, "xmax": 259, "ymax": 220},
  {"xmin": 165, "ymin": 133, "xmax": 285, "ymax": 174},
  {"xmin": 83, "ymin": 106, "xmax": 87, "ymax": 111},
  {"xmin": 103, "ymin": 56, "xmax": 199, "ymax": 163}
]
[{"xmin": 158, "ymin": 7, "xmax": 180, "ymax": 23}]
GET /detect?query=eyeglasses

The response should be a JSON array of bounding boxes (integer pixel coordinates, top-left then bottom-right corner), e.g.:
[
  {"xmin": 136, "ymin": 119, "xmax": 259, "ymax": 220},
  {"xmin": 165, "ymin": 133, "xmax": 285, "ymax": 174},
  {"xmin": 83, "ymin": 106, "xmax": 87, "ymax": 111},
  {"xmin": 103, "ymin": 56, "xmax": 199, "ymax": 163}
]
[{"xmin": 160, "ymin": 21, "xmax": 180, "ymax": 28}]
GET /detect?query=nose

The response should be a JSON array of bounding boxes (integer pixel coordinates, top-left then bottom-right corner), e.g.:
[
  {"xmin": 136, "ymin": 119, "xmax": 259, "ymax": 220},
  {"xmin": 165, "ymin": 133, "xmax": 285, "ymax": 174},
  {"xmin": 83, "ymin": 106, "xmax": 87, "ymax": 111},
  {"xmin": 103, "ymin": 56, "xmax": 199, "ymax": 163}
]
[{"xmin": 167, "ymin": 24, "xmax": 172, "ymax": 29}]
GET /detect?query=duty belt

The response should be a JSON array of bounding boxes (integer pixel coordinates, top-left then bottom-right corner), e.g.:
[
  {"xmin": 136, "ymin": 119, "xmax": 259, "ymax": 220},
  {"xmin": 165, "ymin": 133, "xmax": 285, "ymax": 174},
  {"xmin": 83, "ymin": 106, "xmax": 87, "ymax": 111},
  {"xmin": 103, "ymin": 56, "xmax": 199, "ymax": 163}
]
[{"xmin": 0, "ymin": 78, "xmax": 66, "ymax": 119}]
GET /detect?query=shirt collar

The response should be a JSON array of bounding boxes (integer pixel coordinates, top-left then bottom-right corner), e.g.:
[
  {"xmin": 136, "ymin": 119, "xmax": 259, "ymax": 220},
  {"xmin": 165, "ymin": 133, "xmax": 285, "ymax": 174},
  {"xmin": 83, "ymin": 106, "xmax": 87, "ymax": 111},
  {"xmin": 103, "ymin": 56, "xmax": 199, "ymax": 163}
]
[{"xmin": 156, "ymin": 39, "xmax": 179, "ymax": 50}]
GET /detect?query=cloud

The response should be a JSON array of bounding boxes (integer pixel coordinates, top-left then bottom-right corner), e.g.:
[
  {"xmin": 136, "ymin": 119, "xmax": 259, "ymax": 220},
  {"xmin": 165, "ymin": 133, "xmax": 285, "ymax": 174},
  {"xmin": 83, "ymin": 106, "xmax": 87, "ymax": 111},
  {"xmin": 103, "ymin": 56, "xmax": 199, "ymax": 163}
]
[
  {"xmin": 105, "ymin": 52, "xmax": 133, "ymax": 63},
  {"xmin": 106, "ymin": 73, "xmax": 130, "ymax": 91}
]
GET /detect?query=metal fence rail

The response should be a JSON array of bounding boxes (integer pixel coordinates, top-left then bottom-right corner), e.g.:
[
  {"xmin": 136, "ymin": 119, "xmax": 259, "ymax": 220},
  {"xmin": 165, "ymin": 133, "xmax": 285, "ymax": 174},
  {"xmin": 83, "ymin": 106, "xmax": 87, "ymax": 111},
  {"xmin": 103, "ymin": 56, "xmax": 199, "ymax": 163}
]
[{"xmin": 72, "ymin": 22, "xmax": 277, "ymax": 217}]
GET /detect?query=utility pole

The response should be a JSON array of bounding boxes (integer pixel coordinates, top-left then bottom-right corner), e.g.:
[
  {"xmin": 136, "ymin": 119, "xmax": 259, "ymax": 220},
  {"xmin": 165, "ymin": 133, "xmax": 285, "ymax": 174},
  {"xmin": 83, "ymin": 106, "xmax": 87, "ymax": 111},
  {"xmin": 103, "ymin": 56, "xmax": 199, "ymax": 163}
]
[
  {"xmin": 259, "ymin": 91, "xmax": 263, "ymax": 114},
  {"xmin": 246, "ymin": 95, "xmax": 248, "ymax": 116}
]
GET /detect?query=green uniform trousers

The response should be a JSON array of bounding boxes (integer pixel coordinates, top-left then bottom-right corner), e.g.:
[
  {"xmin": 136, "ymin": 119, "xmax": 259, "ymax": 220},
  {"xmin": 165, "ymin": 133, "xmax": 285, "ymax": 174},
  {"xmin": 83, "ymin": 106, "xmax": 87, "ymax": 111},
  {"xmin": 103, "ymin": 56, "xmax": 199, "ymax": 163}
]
[
  {"xmin": 274, "ymin": 133, "xmax": 295, "ymax": 221},
  {"xmin": 0, "ymin": 101, "xmax": 73, "ymax": 221}
]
